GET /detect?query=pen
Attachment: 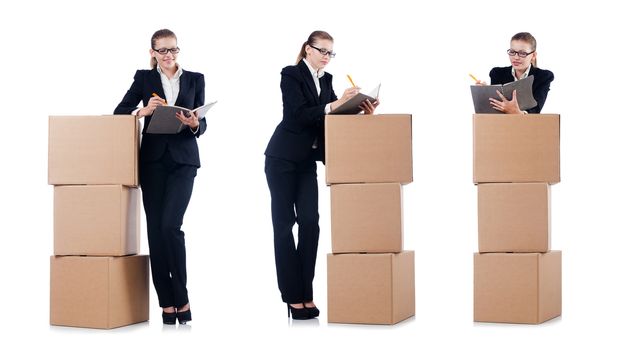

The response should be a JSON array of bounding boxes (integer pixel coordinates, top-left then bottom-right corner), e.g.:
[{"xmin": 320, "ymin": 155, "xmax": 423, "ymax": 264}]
[
  {"xmin": 347, "ymin": 74, "xmax": 356, "ymax": 88},
  {"xmin": 151, "ymin": 92, "xmax": 167, "ymax": 105},
  {"xmin": 469, "ymin": 73, "xmax": 479, "ymax": 83}
]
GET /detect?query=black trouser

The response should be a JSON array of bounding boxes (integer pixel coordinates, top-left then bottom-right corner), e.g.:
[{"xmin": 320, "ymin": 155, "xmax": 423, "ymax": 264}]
[
  {"xmin": 140, "ymin": 149, "xmax": 197, "ymax": 308},
  {"xmin": 265, "ymin": 156, "xmax": 320, "ymax": 304}
]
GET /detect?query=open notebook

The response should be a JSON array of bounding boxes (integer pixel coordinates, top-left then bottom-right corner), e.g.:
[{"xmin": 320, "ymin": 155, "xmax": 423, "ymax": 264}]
[
  {"xmin": 330, "ymin": 84, "xmax": 381, "ymax": 115},
  {"xmin": 146, "ymin": 101, "xmax": 217, "ymax": 134},
  {"xmin": 470, "ymin": 76, "xmax": 537, "ymax": 113}
]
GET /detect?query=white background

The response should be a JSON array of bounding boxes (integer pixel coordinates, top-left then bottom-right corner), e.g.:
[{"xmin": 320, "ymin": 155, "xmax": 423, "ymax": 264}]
[{"xmin": 1, "ymin": 0, "xmax": 622, "ymax": 348}]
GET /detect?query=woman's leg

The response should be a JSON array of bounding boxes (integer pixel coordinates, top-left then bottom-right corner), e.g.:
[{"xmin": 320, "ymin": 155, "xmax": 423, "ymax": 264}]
[
  {"xmin": 265, "ymin": 156, "xmax": 303, "ymax": 304},
  {"xmin": 159, "ymin": 152, "xmax": 197, "ymax": 308},
  {"xmin": 140, "ymin": 159, "xmax": 175, "ymax": 308},
  {"xmin": 294, "ymin": 159, "xmax": 319, "ymax": 303}
]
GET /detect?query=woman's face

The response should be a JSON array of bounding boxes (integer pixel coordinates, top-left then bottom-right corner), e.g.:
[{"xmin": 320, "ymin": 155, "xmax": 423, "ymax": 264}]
[
  {"xmin": 508, "ymin": 39, "xmax": 535, "ymax": 72},
  {"xmin": 305, "ymin": 39, "xmax": 334, "ymax": 71},
  {"xmin": 151, "ymin": 37, "xmax": 178, "ymax": 70}
]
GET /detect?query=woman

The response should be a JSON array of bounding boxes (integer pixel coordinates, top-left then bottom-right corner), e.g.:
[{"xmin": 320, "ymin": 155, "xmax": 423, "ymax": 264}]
[
  {"xmin": 114, "ymin": 29, "xmax": 206, "ymax": 325},
  {"xmin": 264, "ymin": 30, "xmax": 379, "ymax": 320},
  {"xmin": 484, "ymin": 32, "xmax": 554, "ymax": 113}
]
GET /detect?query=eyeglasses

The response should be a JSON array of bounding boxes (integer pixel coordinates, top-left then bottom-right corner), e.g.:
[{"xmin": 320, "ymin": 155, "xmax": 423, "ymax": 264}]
[
  {"xmin": 507, "ymin": 49, "xmax": 534, "ymax": 58},
  {"xmin": 153, "ymin": 47, "xmax": 180, "ymax": 55},
  {"xmin": 309, "ymin": 45, "xmax": 336, "ymax": 58}
]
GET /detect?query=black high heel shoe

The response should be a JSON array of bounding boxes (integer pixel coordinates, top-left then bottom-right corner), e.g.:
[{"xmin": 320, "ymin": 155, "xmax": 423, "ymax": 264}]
[
  {"xmin": 162, "ymin": 310, "xmax": 177, "ymax": 325},
  {"xmin": 177, "ymin": 308, "xmax": 192, "ymax": 324},
  {"xmin": 304, "ymin": 303, "xmax": 320, "ymax": 318},
  {"xmin": 287, "ymin": 304, "xmax": 310, "ymax": 320}
]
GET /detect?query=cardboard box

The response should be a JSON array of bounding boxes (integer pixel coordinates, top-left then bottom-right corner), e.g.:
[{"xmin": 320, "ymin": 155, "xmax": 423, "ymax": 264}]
[
  {"xmin": 50, "ymin": 255, "xmax": 149, "ymax": 329},
  {"xmin": 328, "ymin": 251, "xmax": 415, "ymax": 324},
  {"xmin": 473, "ymin": 114, "xmax": 560, "ymax": 184},
  {"xmin": 48, "ymin": 115, "xmax": 139, "ymax": 186},
  {"xmin": 325, "ymin": 114, "xmax": 413, "ymax": 185},
  {"xmin": 478, "ymin": 183, "xmax": 550, "ymax": 253},
  {"xmin": 331, "ymin": 183, "xmax": 403, "ymax": 253},
  {"xmin": 54, "ymin": 185, "xmax": 140, "ymax": 256},
  {"xmin": 474, "ymin": 251, "xmax": 561, "ymax": 324}
]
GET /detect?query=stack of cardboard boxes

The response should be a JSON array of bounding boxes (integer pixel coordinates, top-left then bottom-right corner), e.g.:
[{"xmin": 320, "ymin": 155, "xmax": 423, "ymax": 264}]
[
  {"xmin": 325, "ymin": 115, "xmax": 415, "ymax": 325},
  {"xmin": 472, "ymin": 114, "xmax": 562, "ymax": 324},
  {"xmin": 48, "ymin": 115, "xmax": 149, "ymax": 329}
]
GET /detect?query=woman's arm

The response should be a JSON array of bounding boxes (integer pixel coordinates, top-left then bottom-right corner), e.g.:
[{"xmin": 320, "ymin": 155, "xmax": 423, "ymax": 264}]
[
  {"xmin": 281, "ymin": 70, "xmax": 327, "ymax": 128},
  {"xmin": 114, "ymin": 70, "xmax": 143, "ymax": 115},
  {"xmin": 528, "ymin": 70, "xmax": 554, "ymax": 114},
  {"xmin": 189, "ymin": 73, "xmax": 207, "ymax": 137}
]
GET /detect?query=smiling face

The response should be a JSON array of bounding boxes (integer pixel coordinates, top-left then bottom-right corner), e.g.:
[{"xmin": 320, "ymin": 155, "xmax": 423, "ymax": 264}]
[
  {"xmin": 150, "ymin": 36, "xmax": 178, "ymax": 71},
  {"xmin": 508, "ymin": 39, "xmax": 536, "ymax": 72},
  {"xmin": 304, "ymin": 38, "xmax": 334, "ymax": 71}
]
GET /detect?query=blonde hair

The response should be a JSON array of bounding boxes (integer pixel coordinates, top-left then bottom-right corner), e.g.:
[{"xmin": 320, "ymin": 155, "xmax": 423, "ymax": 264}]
[
  {"xmin": 296, "ymin": 30, "xmax": 334, "ymax": 64},
  {"xmin": 150, "ymin": 29, "xmax": 177, "ymax": 69}
]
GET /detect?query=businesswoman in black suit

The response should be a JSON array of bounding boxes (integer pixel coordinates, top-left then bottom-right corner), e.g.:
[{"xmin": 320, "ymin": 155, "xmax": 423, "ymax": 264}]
[
  {"xmin": 114, "ymin": 29, "xmax": 206, "ymax": 325},
  {"xmin": 265, "ymin": 30, "xmax": 379, "ymax": 320},
  {"xmin": 485, "ymin": 32, "xmax": 554, "ymax": 113}
]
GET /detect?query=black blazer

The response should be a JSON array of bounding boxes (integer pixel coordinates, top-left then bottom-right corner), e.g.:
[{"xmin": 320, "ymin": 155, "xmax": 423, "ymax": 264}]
[
  {"xmin": 114, "ymin": 68, "xmax": 207, "ymax": 167},
  {"xmin": 490, "ymin": 66, "xmax": 554, "ymax": 114},
  {"xmin": 265, "ymin": 60, "xmax": 338, "ymax": 162}
]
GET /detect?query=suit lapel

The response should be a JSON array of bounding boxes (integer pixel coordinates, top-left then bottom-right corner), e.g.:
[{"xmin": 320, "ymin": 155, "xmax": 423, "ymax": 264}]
[
  {"xmin": 528, "ymin": 66, "xmax": 538, "ymax": 79},
  {"xmin": 506, "ymin": 66, "xmax": 515, "ymax": 81},
  {"xmin": 319, "ymin": 75, "xmax": 330, "ymax": 103},
  {"xmin": 149, "ymin": 69, "xmax": 166, "ymax": 102},
  {"xmin": 174, "ymin": 71, "xmax": 188, "ymax": 106},
  {"xmin": 298, "ymin": 60, "xmax": 320, "ymax": 104}
]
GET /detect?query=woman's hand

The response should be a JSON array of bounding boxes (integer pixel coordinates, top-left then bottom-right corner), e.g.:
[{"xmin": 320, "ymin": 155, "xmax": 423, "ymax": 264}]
[
  {"xmin": 176, "ymin": 110, "xmax": 200, "ymax": 130},
  {"xmin": 489, "ymin": 90, "xmax": 522, "ymax": 114},
  {"xmin": 331, "ymin": 87, "xmax": 360, "ymax": 111},
  {"xmin": 475, "ymin": 80, "xmax": 487, "ymax": 86},
  {"xmin": 341, "ymin": 86, "xmax": 360, "ymax": 101},
  {"xmin": 360, "ymin": 98, "xmax": 380, "ymax": 114},
  {"xmin": 138, "ymin": 96, "xmax": 167, "ymax": 117}
]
